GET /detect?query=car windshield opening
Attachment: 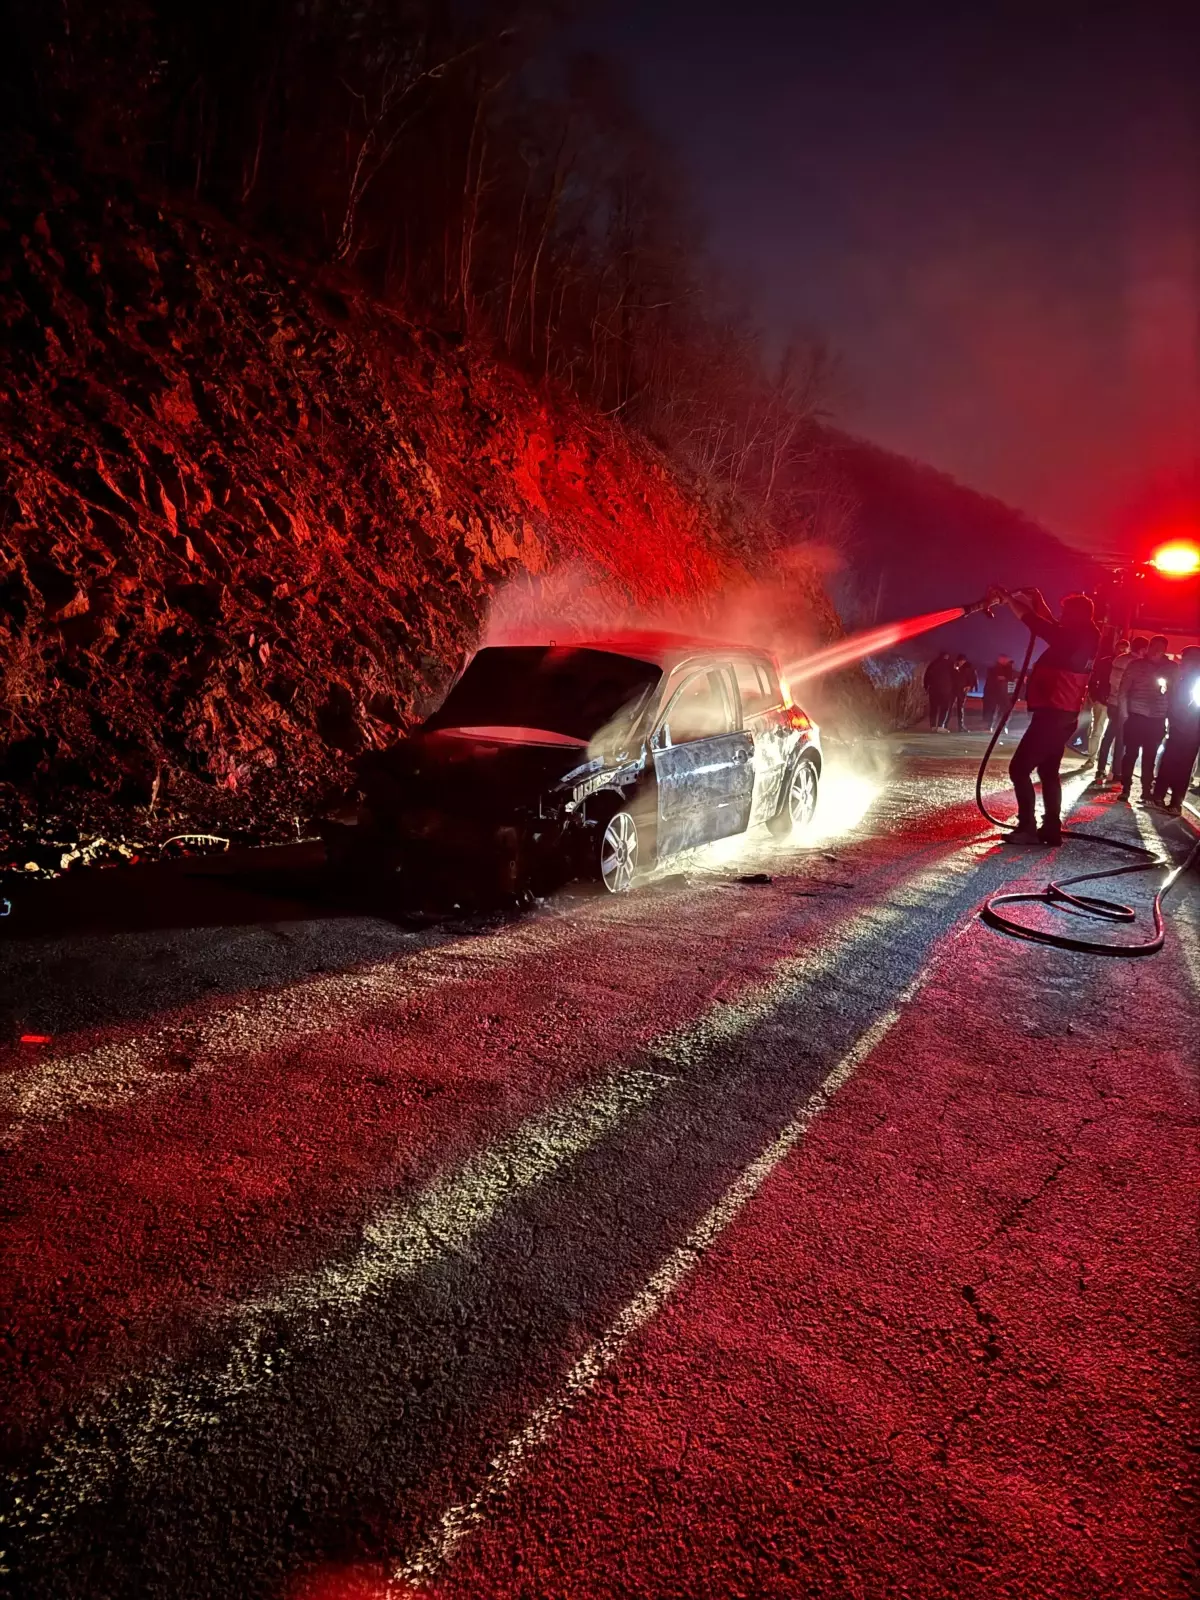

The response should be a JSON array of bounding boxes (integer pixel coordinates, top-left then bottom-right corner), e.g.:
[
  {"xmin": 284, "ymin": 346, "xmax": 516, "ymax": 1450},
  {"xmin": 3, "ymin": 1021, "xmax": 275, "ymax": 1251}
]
[{"xmin": 427, "ymin": 646, "xmax": 661, "ymax": 743}]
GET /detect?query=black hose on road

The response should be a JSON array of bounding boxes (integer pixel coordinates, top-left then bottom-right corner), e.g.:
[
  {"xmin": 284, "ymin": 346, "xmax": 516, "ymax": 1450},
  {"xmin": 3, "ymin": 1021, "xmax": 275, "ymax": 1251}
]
[{"xmin": 974, "ymin": 627, "xmax": 1200, "ymax": 957}]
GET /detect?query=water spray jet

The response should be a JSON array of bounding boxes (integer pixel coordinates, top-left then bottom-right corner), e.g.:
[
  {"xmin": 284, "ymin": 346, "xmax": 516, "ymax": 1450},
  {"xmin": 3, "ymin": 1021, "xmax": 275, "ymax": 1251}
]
[{"xmin": 782, "ymin": 606, "xmax": 968, "ymax": 689}]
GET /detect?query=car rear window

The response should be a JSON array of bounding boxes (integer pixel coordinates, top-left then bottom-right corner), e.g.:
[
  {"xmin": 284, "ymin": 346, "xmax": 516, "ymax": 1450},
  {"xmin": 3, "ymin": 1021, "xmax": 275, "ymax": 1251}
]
[
  {"xmin": 757, "ymin": 659, "xmax": 783, "ymax": 707},
  {"xmin": 735, "ymin": 657, "xmax": 782, "ymax": 714}
]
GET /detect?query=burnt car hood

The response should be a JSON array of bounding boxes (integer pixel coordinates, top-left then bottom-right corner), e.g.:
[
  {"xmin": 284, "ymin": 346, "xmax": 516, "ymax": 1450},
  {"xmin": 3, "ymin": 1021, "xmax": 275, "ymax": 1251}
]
[{"xmin": 357, "ymin": 728, "xmax": 595, "ymax": 815}]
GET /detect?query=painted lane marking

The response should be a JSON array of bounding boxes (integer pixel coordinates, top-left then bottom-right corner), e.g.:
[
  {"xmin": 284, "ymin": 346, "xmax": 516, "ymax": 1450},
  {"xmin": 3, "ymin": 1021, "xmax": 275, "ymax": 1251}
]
[
  {"xmin": 0, "ymin": 920, "xmax": 584, "ymax": 1145},
  {"xmin": 0, "ymin": 778, "xmax": 1007, "ymax": 1146},
  {"xmin": 0, "ymin": 755, "xmax": 1008, "ymax": 1137},
  {"xmin": 14, "ymin": 851, "xmax": 970, "ymax": 1541},
  {"xmin": 7, "ymin": 1066, "xmax": 670, "ymax": 1534},
  {"xmin": 1130, "ymin": 801, "xmax": 1200, "ymax": 1005},
  {"xmin": 1173, "ymin": 916, "xmax": 1200, "ymax": 1002},
  {"xmin": 388, "ymin": 812, "xmax": 1044, "ymax": 1585},
  {"xmin": 13, "ymin": 815, "xmax": 1014, "ymax": 1564},
  {"xmin": 391, "ymin": 961, "xmax": 938, "ymax": 1587}
]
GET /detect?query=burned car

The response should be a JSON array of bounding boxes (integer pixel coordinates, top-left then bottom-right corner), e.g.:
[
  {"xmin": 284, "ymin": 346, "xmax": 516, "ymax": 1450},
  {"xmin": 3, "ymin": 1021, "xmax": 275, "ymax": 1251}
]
[{"xmin": 327, "ymin": 636, "xmax": 821, "ymax": 896}]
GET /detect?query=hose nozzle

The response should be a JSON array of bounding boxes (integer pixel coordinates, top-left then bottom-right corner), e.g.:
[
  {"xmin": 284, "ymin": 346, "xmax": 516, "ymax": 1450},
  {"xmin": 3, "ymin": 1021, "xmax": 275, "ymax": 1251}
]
[{"xmin": 960, "ymin": 585, "xmax": 1008, "ymax": 619}]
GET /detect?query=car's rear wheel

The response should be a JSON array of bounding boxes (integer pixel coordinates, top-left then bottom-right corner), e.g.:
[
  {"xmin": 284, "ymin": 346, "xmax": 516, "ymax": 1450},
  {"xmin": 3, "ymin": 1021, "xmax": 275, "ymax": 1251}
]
[
  {"xmin": 768, "ymin": 756, "xmax": 819, "ymax": 837},
  {"xmin": 598, "ymin": 808, "xmax": 639, "ymax": 893}
]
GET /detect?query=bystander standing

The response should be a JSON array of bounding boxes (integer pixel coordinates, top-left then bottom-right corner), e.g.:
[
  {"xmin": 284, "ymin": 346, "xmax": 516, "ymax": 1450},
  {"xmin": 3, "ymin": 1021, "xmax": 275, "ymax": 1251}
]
[
  {"xmin": 1096, "ymin": 637, "xmax": 1144, "ymax": 785},
  {"xmin": 923, "ymin": 652, "xmax": 956, "ymax": 732},
  {"xmin": 951, "ymin": 654, "xmax": 977, "ymax": 731},
  {"xmin": 1118, "ymin": 636, "xmax": 1171, "ymax": 803},
  {"xmin": 982, "ymin": 655, "xmax": 1016, "ymax": 733},
  {"xmin": 1079, "ymin": 642, "xmax": 1117, "ymax": 769},
  {"xmin": 1150, "ymin": 646, "xmax": 1200, "ymax": 816}
]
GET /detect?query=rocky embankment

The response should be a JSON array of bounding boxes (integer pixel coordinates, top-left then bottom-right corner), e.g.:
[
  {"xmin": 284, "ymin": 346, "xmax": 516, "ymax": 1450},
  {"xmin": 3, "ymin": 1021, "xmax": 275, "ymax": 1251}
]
[{"xmin": 1, "ymin": 153, "xmax": 831, "ymax": 863}]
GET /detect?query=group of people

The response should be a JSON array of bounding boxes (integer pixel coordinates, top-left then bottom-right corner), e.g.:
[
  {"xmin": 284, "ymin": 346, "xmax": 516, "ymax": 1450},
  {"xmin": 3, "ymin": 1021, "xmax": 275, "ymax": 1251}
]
[
  {"xmin": 922, "ymin": 652, "xmax": 981, "ymax": 731},
  {"xmin": 919, "ymin": 589, "xmax": 1200, "ymax": 845},
  {"xmin": 923, "ymin": 651, "xmax": 1026, "ymax": 734},
  {"xmin": 1086, "ymin": 634, "xmax": 1200, "ymax": 814}
]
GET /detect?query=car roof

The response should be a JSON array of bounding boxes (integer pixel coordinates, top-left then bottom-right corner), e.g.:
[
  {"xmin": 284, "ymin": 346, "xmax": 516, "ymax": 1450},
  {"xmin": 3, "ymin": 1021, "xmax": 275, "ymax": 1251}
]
[{"xmin": 522, "ymin": 632, "xmax": 781, "ymax": 673}]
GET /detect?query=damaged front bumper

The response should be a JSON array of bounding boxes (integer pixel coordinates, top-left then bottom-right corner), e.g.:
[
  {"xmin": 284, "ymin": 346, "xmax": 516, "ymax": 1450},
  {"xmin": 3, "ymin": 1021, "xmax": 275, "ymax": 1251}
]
[{"xmin": 323, "ymin": 800, "xmax": 576, "ymax": 899}]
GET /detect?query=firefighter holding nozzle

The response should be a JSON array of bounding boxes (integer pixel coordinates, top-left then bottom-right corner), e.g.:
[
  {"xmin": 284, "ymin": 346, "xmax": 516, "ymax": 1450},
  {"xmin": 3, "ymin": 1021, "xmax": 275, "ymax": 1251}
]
[{"xmin": 996, "ymin": 585, "xmax": 1100, "ymax": 845}]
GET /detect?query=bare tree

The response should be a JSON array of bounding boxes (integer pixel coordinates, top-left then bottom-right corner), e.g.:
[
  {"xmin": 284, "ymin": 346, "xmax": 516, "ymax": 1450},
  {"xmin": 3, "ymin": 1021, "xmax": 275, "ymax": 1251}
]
[{"xmin": 11, "ymin": 0, "xmax": 846, "ymax": 564}]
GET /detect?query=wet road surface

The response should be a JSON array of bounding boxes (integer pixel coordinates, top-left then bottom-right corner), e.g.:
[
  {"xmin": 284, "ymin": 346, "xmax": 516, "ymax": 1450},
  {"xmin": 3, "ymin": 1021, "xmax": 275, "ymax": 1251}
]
[{"xmin": 2, "ymin": 739, "xmax": 1196, "ymax": 1599}]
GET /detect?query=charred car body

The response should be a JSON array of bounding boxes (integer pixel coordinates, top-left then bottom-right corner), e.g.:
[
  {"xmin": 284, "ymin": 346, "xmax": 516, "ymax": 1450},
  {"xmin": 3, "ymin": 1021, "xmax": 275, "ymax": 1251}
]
[{"xmin": 328, "ymin": 636, "xmax": 821, "ymax": 896}]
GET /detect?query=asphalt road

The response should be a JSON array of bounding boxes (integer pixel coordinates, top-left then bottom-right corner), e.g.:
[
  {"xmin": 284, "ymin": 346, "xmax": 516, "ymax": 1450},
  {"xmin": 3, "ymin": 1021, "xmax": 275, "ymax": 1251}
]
[{"xmin": 1, "ymin": 738, "xmax": 1196, "ymax": 1600}]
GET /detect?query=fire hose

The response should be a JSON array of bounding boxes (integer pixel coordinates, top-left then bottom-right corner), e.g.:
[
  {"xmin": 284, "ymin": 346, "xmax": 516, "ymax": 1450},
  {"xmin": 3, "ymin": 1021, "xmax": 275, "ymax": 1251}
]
[{"xmin": 967, "ymin": 594, "xmax": 1200, "ymax": 956}]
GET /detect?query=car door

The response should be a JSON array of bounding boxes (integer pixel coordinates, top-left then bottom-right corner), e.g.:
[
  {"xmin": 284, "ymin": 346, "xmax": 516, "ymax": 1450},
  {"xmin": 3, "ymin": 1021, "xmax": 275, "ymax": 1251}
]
[
  {"xmin": 733, "ymin": 655, "xmax": 790, "ymax": 824},
  {"xmin": 652, "ymin": 663, "xmax": 754, "ymax": 855}
]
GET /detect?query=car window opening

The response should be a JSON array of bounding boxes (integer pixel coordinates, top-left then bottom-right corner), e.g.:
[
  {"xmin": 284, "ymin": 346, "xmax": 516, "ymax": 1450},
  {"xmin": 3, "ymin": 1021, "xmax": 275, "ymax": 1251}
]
[
  {"xmin": 661, "ymin": 668, "xmax": 737, "ymax": 746},
  {"xmin": 734, "ymin": 656, "xmax": 782, "ymax": 715}
]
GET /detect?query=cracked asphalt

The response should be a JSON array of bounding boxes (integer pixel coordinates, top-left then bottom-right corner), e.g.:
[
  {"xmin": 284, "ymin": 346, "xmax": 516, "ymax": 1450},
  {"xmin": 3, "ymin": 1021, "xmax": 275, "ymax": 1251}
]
[{"xmin": 1, "ymin": 737, "xmax": 1196, "ymax": 1600}]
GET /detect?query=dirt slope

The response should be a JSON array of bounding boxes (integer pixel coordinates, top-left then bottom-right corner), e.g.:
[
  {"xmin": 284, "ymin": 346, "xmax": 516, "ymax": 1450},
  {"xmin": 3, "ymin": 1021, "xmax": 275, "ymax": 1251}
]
[{"xmin": 1, "ymin": 151, "xmax": 796, "ymax": 855}]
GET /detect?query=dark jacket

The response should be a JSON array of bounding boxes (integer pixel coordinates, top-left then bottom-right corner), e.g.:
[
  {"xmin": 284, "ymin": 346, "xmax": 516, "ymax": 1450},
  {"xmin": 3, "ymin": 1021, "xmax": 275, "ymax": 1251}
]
[
  {"xmin": 923, "ymin": 656, "xmax": 956, "ymax": 697},
  {"xmin": 954, "ymin": 660, "xmax": 977, "ymax": 695},
  {"xmin": 1088, "ymin": 653, "xmax": 1114, "ymax": 704},
  {"xmin": 1025, "ymin": 617, "xmax": 1100, "ymax": 713},
  {"xmin": 984, "ymin": 661, "xmax": 1015, "ymax": 702},
  {"xmin": 1166, "ymin": 649, "xmax": 1200, "ymax": 736}
]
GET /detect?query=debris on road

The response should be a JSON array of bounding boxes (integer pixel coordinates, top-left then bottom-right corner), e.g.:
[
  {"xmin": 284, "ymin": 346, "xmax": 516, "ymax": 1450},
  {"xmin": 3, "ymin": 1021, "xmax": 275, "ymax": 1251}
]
[{"xmin": 158, "ymin": 835, "xmax": 232, "ymax": 859}]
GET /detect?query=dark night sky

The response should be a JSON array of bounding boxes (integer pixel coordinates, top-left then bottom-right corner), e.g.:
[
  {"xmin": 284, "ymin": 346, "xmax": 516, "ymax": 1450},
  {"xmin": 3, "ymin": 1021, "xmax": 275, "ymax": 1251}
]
[{"xmin": 583, "ymin": 1, "xmax": 1199, "ymax": 556}]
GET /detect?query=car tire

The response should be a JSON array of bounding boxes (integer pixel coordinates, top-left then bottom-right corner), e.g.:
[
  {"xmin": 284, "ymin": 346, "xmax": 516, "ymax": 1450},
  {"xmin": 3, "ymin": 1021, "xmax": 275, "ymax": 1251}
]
[
  {"xmin": 596, "ymin": 806, "xmax": 640, "ymax": 893},
  {"xmin": 768, "ymin": 755, "xmax": 819, "ymax": 837}
]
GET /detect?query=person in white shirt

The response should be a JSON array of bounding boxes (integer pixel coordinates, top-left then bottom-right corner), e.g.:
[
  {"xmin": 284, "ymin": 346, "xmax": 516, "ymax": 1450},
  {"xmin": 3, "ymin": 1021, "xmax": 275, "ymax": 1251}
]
[
  {"xmin": 1118, "ymin": 636, "xmax": 1171, "ymax": 801},
  {"xmin": 1096, "ymin": 636, "xmax": 1144, "ymax": 785}
]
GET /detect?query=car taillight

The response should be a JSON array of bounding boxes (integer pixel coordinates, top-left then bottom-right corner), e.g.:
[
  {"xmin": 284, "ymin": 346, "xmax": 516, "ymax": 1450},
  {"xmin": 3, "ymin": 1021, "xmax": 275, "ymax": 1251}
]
[{"xmin": 787, "ymin": 706, "xmax": 811, "ymax": 731}]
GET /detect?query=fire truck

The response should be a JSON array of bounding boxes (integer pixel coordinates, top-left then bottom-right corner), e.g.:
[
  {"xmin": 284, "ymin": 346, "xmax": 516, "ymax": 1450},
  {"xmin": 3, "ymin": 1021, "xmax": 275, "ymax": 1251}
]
[{"xmin": 1095, "ymin": 541, "xmax": 1200, "ymax": 656}]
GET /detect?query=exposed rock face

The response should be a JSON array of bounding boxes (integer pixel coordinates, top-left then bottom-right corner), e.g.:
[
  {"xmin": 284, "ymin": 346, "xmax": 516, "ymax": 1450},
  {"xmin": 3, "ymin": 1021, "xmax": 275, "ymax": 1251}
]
[{"xmin": 0, "ymin": 155, "xmax": 740, "ymax": 848}]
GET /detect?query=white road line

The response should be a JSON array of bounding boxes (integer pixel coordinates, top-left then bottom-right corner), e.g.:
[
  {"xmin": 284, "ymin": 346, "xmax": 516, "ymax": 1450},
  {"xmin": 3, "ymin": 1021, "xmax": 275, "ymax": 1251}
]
[
  {"xmin": 1, "ymin": 785, "xmax": 1005, "ymax": 1147},
  {"xmin": 13, "ymin": 827, "xmax": 1002, "ymax": 1554},
  {"xmin": 10, "ymin": 1065, "xmax": 670, "ymax": 1533},
  {"xmin": 14, "ymin": 851, "xmax": 971, "ymax": 1540},
  {"xmin": 0, "ymin": 920, "xmax": 578, "ymax": 1145},
  {"xmin": 1130, "ymin": 800, "xmax": 1200, "ymax": 996},
  {"xmin": 391, "ymin": 962, "xmax": 938, "ymax": 1588},
  {"xmin": 1173, "ymin": 916, "xmax": 1200, "ymax": 1005},
  {"xmin": 1175, "ymin": 809, "xmax": 1200, "ymax": 999},
  {"xmin": 629, "ymin": 844, "xmax": 984, "ymax": 1077},
  {"xmin": 0, "ymin": 830, "xmax": 973, "ymax": 1147}
]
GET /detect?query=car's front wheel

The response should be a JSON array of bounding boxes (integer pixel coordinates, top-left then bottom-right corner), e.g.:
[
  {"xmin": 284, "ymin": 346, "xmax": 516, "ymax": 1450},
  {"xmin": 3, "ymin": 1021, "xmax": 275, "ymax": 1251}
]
[
  {"xmin": 597, "ymin": 807, "xmax": 640, "ymax": 893},
  {"xmin": 768, "ymin": 756, "xmax": 819, "ymax": 837}
]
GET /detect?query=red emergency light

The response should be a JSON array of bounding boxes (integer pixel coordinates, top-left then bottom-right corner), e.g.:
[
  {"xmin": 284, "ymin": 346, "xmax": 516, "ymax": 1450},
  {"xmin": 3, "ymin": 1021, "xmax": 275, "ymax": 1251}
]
[{"xmin": 1149, "ymin": 540, "xmax": 1200, "ymax": 578}]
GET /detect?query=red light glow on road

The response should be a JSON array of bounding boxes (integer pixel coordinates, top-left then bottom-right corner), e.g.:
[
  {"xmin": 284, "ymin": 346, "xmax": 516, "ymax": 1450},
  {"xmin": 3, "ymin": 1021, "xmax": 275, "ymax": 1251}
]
[{"xmin": 1149, "ymin": 540, "xmax": 1200, "ymax": 578}]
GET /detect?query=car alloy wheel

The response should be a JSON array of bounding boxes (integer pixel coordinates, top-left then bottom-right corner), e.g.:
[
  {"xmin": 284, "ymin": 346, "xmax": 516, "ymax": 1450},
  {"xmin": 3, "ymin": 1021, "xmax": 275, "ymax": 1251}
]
[
  {"xmin": 769, "ymin": 757, "xmax": 819, "ymax": 837},
  {"xmin": 788, "ymin": 759, "xmax": 819, "ymax": 828},
  {"xmin": 599, "ymin": 809, "xmax": 639, "ymax": 893}
]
